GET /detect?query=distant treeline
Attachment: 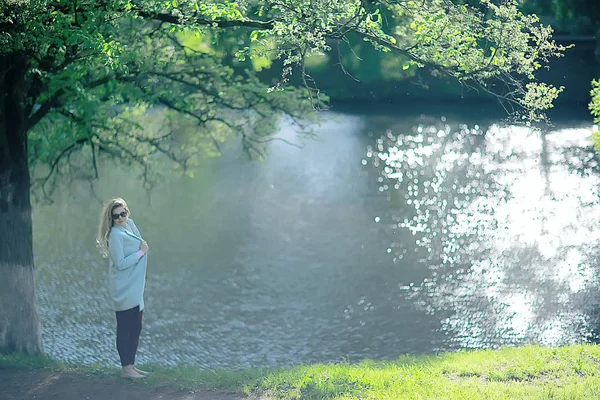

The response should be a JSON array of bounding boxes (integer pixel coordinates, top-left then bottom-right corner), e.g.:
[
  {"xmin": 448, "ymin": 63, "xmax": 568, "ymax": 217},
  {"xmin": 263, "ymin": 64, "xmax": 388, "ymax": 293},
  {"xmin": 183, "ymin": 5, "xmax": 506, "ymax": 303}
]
[{"xmin": 250, "ymin": 0, "xmax": 600, "ymax": 104}]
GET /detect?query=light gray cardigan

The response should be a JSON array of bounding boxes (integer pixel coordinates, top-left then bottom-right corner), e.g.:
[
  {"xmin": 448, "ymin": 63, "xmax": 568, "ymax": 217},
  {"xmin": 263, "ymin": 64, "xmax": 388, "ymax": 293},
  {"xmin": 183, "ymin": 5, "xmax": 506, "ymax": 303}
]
[{"xmin": 108, "ymin": 218, "xmax": 147, "ymax": 312}]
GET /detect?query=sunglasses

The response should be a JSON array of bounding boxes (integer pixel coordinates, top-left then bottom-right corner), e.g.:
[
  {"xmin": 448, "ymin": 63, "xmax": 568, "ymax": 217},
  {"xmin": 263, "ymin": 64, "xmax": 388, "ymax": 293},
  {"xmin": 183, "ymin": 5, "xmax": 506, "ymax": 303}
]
[{"xmin": 112, "ymin": 210, "xmax": 129, "ymax": 220}]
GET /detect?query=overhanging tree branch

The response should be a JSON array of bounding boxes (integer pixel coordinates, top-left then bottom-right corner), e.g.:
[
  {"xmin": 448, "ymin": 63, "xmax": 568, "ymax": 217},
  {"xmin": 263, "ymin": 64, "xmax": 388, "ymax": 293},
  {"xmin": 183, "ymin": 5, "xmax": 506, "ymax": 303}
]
[
  {"xmin": 25, "ymin": 90, "xmax": 64, "ymax": 133},
  {"xmin": 135, "ymin": 9, "xmax": 274, "ymax": 30}
]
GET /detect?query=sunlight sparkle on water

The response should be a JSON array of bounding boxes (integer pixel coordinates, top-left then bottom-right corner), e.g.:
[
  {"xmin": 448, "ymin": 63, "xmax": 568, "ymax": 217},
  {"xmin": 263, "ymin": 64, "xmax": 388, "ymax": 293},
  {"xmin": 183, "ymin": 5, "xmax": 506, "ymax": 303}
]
[{"xmin": 373, "ymin": 122, "xmax": 600, "ymax": 348}]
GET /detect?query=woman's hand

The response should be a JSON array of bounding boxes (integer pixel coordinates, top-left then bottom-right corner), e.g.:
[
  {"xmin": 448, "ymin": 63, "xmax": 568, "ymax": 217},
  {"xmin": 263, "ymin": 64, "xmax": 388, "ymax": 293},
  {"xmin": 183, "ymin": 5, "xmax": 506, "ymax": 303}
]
[{"xmin": 140, "ymin": 240, "xmax": 149, "ymax": 254}]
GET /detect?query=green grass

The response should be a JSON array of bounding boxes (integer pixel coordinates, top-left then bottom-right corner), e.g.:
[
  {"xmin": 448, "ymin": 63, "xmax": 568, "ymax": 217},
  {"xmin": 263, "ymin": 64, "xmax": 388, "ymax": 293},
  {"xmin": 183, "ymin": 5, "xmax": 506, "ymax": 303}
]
[{"xmin": 4, "ymin": 344, "xmax": 600, "ymax": 399}]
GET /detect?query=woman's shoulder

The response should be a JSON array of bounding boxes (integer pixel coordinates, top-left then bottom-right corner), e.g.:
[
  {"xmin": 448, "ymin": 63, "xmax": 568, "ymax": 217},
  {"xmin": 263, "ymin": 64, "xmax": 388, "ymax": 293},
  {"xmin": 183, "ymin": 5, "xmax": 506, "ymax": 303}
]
[{"xmin": 108, "ymin": 225, "xmax": 124, "ymax": 238}]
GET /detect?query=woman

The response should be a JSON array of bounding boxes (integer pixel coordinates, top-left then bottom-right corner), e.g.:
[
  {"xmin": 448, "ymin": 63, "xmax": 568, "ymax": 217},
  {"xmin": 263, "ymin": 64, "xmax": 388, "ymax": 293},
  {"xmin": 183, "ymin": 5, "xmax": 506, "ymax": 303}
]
[{"xmin": 96, "ymin": 198, "xmax": 150, "ymax": 379}]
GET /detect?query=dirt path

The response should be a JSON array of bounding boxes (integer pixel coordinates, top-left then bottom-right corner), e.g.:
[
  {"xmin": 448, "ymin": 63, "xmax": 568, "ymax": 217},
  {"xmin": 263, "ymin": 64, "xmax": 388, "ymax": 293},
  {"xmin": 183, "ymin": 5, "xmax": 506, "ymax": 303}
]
[{"xmin": 0, "ymin": 368, "xmax": 255, "ymax": 400}]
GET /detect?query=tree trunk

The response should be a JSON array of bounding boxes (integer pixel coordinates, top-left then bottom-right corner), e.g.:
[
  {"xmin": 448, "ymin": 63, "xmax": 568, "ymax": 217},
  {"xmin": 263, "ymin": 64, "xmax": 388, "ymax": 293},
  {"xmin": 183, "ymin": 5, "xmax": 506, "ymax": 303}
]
[{"xmin": 0, "ymin": 53, "xmax": 43, "ymax": 355}]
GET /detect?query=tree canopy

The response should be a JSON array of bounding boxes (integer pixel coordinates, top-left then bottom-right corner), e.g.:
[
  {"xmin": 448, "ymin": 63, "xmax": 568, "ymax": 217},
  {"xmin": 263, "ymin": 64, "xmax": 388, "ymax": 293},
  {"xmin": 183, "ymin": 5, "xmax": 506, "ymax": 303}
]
[{"xmin": 2, "ymin": 0, "xmax": 569, "ymax": 189}]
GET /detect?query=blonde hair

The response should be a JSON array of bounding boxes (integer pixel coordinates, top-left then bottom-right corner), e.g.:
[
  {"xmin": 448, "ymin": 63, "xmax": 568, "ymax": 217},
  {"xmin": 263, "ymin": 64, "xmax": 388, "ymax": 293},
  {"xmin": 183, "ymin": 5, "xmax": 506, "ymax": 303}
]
[{"xmin": 96, "ymin": 198, "xmax": 129, "ymax": 258}]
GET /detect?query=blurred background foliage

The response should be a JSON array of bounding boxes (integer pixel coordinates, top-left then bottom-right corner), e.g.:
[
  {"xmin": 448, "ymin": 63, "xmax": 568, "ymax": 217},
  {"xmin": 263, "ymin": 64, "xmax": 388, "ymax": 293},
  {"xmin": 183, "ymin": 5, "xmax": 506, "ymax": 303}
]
[{"xmin": 205, "ymin": 0, "xmax": 600, "ymax": 106}]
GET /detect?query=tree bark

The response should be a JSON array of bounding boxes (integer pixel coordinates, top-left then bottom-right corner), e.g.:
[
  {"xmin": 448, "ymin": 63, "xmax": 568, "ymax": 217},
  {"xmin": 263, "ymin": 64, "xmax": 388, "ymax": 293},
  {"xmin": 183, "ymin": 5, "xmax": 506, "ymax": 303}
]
[{"xmin": 0, "ymin": 53, "xmax": 43, "ymax": 355}]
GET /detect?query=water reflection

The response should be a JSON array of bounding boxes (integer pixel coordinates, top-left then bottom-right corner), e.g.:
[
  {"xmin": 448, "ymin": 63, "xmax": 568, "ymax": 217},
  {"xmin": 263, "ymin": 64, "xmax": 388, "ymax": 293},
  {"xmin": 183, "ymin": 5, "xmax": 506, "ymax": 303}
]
[
  {"xmin": 372, "ymin": 119, "xmax": 600, "ymax": 349},
  {"xmin": 33, "ymin": 107, "xmax": 599, "ymax": 369}
]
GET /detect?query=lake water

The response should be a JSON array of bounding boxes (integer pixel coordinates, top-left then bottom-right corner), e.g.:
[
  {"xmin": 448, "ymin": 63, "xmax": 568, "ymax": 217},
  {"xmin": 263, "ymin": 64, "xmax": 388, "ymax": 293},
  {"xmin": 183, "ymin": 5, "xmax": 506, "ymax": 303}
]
[{"xmin": 33, "ymin": 103, "xmax": 600, "ymax": 369}]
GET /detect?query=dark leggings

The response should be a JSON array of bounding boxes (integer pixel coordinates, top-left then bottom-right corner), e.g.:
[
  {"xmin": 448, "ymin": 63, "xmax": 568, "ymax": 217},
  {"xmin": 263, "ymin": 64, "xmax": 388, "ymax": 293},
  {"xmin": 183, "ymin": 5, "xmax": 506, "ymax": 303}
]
[{"xmin": 115, "ymin": 306, "xmax": 143, "ymax": 366}]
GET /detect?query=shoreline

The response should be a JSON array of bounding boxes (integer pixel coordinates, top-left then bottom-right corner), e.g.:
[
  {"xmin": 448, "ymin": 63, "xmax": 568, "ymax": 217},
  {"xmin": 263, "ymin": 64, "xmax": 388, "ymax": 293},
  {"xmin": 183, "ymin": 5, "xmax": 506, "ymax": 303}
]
[{"xmin": 3, "ymin": 344, "xmax": 600, "ymax": 399}]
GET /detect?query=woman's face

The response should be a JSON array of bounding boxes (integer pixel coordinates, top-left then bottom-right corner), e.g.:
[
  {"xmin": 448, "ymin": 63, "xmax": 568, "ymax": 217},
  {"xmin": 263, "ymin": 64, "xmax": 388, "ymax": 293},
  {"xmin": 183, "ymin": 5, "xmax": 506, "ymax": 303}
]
[{"xmin": 111, "ymin": 205, "xmax": 129, "ymax": 227}]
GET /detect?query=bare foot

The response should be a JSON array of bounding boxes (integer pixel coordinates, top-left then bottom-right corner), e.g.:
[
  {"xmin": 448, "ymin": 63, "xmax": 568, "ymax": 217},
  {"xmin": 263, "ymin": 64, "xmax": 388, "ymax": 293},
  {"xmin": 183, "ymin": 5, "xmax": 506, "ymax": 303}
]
[
  {"xmin": 133, "ymin": 366, "xmax": 150, "ymax": 376},
  {"xmin": 121, "ymin": 365, "xmax": 145, "ymax": 379}
]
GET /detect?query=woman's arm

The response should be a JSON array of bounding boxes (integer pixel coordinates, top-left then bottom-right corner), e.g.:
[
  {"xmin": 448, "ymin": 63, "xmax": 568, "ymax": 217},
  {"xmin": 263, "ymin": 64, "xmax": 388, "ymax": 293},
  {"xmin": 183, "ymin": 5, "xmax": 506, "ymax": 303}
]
[
  {"xmin": 128, "ymin": 219, "xmax": 142, "ymax": 237},
  {"xmin": 128, "ymin": 219, "xmax": 147, "ymax": 259},
  {"xmin": 108, "ymin": 232, "xmax": 141, "ymax": 270}
]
